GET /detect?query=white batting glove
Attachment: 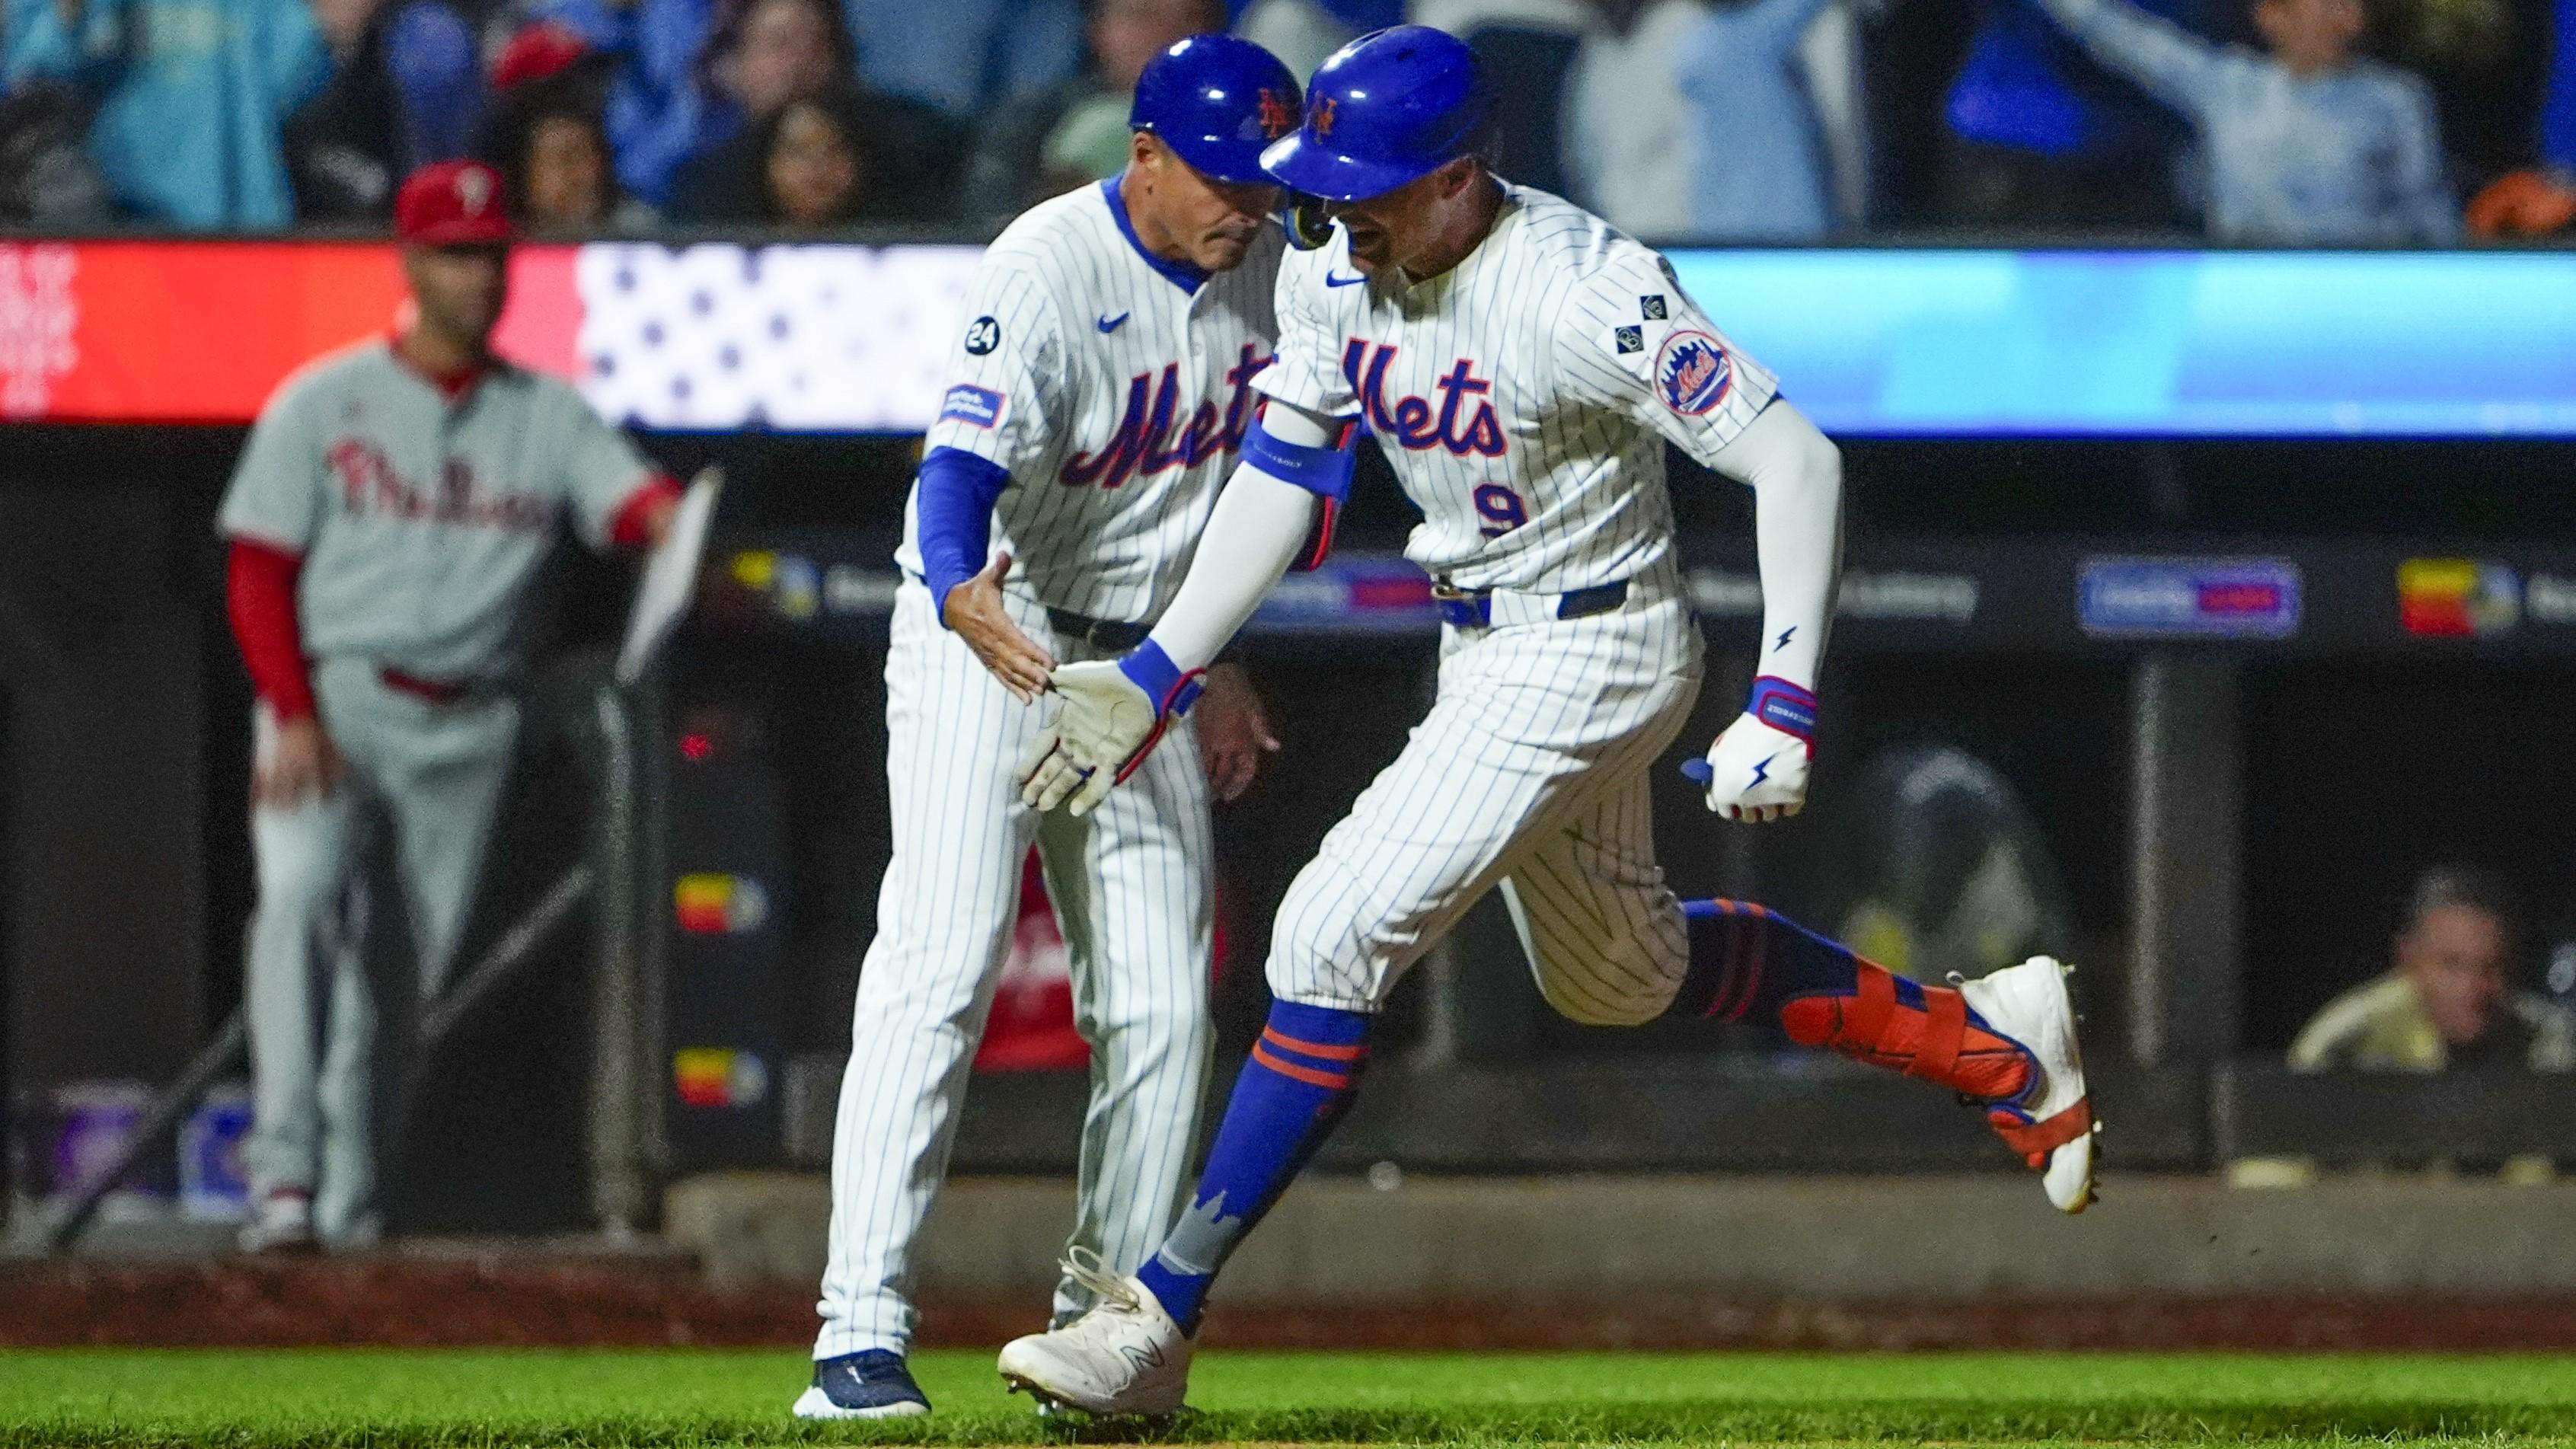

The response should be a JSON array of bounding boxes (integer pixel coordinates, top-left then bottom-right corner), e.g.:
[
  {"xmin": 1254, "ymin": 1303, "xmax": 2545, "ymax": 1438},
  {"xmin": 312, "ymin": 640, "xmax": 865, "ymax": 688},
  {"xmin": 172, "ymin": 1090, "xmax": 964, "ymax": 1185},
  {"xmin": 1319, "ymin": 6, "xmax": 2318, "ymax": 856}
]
[
  {"xmin": 1015, "ymin": 645, "xmax": 1204, "ymax": 816},
  {"xmin": 1687, "ymin": 677, "xmax": 1819, "ymax": 823}
]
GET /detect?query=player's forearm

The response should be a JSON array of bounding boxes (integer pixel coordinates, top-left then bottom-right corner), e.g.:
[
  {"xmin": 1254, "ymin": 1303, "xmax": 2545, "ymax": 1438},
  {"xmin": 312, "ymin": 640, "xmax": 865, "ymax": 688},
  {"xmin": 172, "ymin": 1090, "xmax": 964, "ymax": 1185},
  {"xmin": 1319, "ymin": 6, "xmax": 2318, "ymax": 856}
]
[
  {"xmin": 225, "ymin": 536, "xmax": 317, "ymax": 722},
  {"xmin": 1146, "ymin": 464, "xmax": 1320, "ymax": 672},
  {"xmin": 1713, "ymin": 400, "xmax": 1842, "ymax": 694},
  {"xmin": 2029, "ymin": 0, "xmax": 2220, "ymax": 114},
  {"xmin": 915, "ymin": 447, "xmax": 1013, "ymax": 624}
]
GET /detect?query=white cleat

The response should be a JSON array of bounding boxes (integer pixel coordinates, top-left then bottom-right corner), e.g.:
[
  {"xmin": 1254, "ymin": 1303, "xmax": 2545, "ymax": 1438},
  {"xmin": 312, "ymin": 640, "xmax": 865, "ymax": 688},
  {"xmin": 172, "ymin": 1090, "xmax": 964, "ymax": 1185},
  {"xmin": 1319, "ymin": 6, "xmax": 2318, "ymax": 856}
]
[
  {"xmin": 996, "ymin": 1249, "xmax": 1192, "ymax": 1417},
  {"xmin": 1957, "ymin": 955, "xmax": 2098, "ymax": 1213}
]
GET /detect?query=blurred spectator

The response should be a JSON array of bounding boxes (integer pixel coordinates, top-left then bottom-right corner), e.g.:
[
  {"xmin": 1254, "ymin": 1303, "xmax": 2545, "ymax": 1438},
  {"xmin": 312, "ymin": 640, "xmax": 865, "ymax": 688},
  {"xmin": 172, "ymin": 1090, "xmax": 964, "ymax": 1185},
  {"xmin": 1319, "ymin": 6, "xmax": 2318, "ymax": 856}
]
[
  {"xmin": 476, "ymin": 37, "xmax": 659, "ymax": 231},
  {"xmin": 1942, "ymin": 0, "xmax": 2204, "ymax": 228},
  {"xmin": 2290, "ymin": 867, "xmax": 2575, "ymax": 1074},
  {"xmin": 662, "ymin": 59, "xmax": 962, "ymax": 220},
  {"xmin": 2466, "ymin": 0, "xmax": 2574, "ymax": 238},
  {"xmin": 2, "ymin": 0, "xmax": 330, "ymax": 228},
  {"xmin": 1235, "ymin": 0, "xmax": 1399, "ymax": 78},
  {"xmin": 2028, "ymin": 0, "xmax": 2460, "ymax": 242},
  {"xmin": 628, "ymin": 0, "xmax": 961, "ymax": 222},
  {"xmin": 0, "ymin": 79, "xmax": 115, "ymax": 224},
  {"xmin": 1413, "ymin": 0, "xmax": 1591, "ymax": 194},
  {"xmin": 686, "ymin": 83, "xmax": 954, "ymax": 224},
  {"xmin": 1563, "ymin": 0, "xmax": 1841, "ymax": 240},
  {"xmin": 960, "ymin": 0, "xmax": 1217, "ymax": 223},
  {"xmin": 844, "ymin": 0, "xmax": 1080, "ymax": 119},
  {"xmin": 554, "ymin": 0, "xmax": 844, "ymax": 211},
  {"xmin": 286, "ymin": 0, "xmax": 487, "ymax": 220}
]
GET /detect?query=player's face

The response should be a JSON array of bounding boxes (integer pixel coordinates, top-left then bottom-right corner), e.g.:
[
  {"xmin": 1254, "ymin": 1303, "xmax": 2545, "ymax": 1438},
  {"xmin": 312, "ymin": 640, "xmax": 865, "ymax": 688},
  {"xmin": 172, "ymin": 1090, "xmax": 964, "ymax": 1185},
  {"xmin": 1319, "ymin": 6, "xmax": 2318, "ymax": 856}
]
[
  {"xmin": 1331, "ymin": 158, "xmax": 1480, "ymax": 277},
  {"xmin": 404, "ymin": 244, "xmax": 511, "ymax": 351},
  {"xmin": 1132, "ymin": 136, "xmax": 1281, "ymax": 273}
]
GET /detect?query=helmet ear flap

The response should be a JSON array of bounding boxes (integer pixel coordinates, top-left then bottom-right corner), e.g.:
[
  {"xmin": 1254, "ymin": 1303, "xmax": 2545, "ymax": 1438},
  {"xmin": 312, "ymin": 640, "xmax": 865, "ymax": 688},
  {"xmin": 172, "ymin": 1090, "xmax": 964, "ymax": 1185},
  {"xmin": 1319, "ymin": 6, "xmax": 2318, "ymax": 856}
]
[{"xmin": 1285, "ymin": 194, "xmax": 1336, "ymax": 250}]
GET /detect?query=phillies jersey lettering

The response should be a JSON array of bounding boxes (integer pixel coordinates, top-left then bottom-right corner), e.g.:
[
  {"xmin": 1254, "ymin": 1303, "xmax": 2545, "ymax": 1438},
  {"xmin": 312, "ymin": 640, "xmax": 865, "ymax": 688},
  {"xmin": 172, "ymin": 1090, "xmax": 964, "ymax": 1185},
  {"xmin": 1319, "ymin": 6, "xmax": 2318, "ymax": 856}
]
[
  {"xmin": 899, "ymin": 177, "xmax": 1285, "ymax": 622},
  {"xmin": 325, "ymin": 439, "xmax": 554, "ymax": 531},
  {"xmin": 1259, "ymin": 184, "xmax": 1780, "ymax": 595},
  {"xmin": 220, "ymin": 340, "xmax": 656, "ymax": 679}
]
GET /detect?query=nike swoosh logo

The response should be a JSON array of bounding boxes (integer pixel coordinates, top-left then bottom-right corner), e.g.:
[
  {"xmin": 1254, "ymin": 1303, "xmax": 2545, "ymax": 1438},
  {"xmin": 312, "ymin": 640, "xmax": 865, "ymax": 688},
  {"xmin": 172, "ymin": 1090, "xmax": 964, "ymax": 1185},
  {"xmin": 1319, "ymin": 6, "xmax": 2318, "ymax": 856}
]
[
  {"xmin": 1325, "ymin": 273, "xmax": 1365, "ymax": 287},
  {"xmin": 1096, "ymin": 312, "xmax": 1128, "ymax": 333}
]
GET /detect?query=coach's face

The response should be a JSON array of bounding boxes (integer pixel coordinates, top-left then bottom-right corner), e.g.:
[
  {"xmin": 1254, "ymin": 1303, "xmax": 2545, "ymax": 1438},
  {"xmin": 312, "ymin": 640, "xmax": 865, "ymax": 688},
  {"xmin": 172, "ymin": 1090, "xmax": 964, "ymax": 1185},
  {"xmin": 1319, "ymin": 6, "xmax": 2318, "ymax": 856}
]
[
  {"xmin": 1132, "ymin": 134, "xmax": 1279, "ymax": 272},
  {"xmin": 1334, "ymin": 158, "xmax": 1480, "ymax": 278},
  {"xmin": 2399, "ymin": 902, "xmax": 2510, "ymax": 1047},
  {"xmin": 404, "ymin": 244, "xmax": 510, "ymax": 350}
]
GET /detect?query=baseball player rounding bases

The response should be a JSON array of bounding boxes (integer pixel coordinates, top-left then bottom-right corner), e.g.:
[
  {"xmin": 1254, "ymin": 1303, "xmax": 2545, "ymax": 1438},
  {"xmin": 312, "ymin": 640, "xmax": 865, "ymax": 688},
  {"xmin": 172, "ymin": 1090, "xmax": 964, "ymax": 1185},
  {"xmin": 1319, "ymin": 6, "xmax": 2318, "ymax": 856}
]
[
  {"xmin": 1000, "ymin": 25, "xmax": 2099, "ymax": 1417},
  {"xmin": 222, "ymin": 160, "xmax": 678, "ymax": 1254},
  {"xmin": 794, "ymin": 34, "xmax": 1303, "ymax": 1420}
]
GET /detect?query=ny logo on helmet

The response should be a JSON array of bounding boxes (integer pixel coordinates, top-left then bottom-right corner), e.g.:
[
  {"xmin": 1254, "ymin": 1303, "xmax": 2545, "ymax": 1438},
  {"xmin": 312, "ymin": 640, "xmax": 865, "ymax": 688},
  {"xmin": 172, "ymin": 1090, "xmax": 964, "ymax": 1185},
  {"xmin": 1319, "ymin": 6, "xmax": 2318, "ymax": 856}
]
[
  {"xmin": 1312, "ymin": 96, "xmax": 1338, "ymax": 139},
  {"xmin": 1257, "ymin": 87, "xmax": 1298, "ymax": 139}
]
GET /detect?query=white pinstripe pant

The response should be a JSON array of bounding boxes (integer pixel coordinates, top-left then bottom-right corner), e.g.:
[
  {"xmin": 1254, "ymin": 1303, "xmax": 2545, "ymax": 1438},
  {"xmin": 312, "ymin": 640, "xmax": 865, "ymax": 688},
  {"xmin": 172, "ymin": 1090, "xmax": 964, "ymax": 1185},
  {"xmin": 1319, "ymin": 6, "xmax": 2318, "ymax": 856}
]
[
  {"xmin": 815, "ymin": 580, "xmax": 1215, "ymax": 1358},
  {"xmin": 1268, "ymin": 563, "xmax": 1704, "ymax": 1025}
]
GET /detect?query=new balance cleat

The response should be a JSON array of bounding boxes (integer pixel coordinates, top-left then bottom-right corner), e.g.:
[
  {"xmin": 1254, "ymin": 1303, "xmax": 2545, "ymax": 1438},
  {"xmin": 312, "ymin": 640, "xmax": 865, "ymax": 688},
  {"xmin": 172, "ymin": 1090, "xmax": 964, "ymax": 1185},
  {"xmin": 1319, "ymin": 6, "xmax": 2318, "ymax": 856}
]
[
  {"xmin": 997, "ymin": 1249, "xmax": 1191, "ymax": 1417},
  {"xmin": 792, "ymin": 1350, "xmax": 931, "ymax": 1419},
  {"xmin": 1958, "ymin": 956, "xmax": 2097, "ymax": 1212}
]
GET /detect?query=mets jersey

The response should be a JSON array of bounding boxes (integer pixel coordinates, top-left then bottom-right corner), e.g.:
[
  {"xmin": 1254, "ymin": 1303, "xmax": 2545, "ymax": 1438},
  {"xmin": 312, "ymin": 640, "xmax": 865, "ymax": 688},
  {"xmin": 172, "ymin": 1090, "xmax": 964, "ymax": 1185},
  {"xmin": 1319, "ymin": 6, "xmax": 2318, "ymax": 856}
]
[
  {"xmin": 220, "ymin": 338, "xmax": 659, "ymax": 680},
  {"xmin": 1258, "ymin": 184, "xmax": 1780, "ymax": 595},
  {"xmin": 896, "ymin": 177, "xmax": 1286, "ymax": 623}
]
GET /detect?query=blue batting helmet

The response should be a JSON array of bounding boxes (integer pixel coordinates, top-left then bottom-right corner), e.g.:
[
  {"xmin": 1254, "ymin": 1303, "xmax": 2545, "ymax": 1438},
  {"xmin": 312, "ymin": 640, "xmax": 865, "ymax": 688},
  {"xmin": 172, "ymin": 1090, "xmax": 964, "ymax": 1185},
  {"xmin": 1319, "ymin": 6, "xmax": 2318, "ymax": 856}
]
[
  {"xmin": 1260, "ymin": 25, "xmax": 1489, "ymax": 203},
  {"xmin": 1128, "ymin": 34, "xmax": 1302, "ymax": 186}
]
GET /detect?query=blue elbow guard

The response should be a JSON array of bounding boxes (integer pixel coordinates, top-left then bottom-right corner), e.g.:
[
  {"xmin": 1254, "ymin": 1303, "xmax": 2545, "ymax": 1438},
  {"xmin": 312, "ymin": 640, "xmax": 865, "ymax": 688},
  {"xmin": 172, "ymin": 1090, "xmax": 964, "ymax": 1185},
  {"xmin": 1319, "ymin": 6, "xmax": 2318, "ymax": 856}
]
[
  {"xmin": 1241, "ymin": 414, "xmax": 1358, "ymax": 503},
  {"xmin": 915, "ymin": 447, "xmax": 1012, "ymax": 623}
]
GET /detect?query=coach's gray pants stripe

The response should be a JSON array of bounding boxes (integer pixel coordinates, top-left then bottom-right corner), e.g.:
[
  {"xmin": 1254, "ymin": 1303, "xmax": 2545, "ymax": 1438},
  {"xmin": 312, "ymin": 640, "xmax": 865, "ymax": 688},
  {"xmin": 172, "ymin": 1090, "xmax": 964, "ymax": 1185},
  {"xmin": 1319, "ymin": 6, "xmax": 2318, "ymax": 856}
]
[
  {"xmin": 815, "ymin": 582, "xmax": 1213, "ymax": 1358},
  {"xmin": 243, "ymin": 658, "xmax": 518, "ymax": 1242},
  {"xmin": 1266, "ymin": 568, "xmax": 1702, "ymax": 1025}
]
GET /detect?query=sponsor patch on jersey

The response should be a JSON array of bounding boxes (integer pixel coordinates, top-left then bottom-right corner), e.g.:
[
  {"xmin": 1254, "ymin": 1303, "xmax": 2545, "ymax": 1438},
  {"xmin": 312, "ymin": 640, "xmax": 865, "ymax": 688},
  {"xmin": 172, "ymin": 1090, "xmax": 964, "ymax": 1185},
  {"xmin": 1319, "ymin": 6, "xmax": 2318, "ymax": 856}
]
[
  {"xmin": 963, "ymin": 315, "xmax": 1001, "ymax": 355},
  {"xmin": 1614, "ymin": 325, "xmax": 1643, "ymax": 354},
  {"xmin": 1641, "ymin": 295, "xmax": 1667, "ymax": 321},
  {"xmin": 1654, "ymin": 330, "xmax": 1731, "ymax": 415},
  {"xmin": 940, "ymin": 384, "xmax": 1004, "ymax": 428}
]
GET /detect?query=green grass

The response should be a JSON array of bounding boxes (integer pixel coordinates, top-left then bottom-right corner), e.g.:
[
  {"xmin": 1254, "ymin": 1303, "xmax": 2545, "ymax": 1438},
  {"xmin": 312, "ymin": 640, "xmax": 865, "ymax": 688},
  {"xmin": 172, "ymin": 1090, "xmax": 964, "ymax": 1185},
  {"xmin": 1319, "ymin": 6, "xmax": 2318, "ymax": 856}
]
[{"xmin": 6, "ymin": 1348, "xmax": 2576, "ymax": 1448}]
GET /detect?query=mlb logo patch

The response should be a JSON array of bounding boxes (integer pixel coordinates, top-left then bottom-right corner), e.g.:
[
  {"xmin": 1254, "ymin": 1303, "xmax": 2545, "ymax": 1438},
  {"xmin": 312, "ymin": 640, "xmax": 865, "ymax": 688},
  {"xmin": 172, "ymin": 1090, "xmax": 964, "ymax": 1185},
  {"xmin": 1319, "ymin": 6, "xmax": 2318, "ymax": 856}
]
[
  {"xmin": 1653, "ymin": 330, "xmax": 1731, "ymax": 415},
  {"xmin": 940, "ymin": 384, "xmax": 1004, "ymax": 428},
  {"xmin": 1640, "ymin": 295, "xmax": 1667, "ymax": 321},
  {"xmin": 1614, "ymin": 326, "xmax": 1642, "ymax": 354}
]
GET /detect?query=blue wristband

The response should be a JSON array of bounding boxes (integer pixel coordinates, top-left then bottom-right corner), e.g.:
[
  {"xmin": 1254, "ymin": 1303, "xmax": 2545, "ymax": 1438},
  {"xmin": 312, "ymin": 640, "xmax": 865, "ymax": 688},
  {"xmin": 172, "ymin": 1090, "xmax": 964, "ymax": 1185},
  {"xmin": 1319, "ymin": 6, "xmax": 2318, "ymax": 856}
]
[
  {"xmin": 1240, "ymin": 413, "xmax": 1358, "ymax": 503},
  {"xmin": 1748, "ymin": 675, "xmax": 1818, "ymax": 743},
  {"xmin": 1119, "ymin": 640, "xmax": 1206, "ymax": 717}
]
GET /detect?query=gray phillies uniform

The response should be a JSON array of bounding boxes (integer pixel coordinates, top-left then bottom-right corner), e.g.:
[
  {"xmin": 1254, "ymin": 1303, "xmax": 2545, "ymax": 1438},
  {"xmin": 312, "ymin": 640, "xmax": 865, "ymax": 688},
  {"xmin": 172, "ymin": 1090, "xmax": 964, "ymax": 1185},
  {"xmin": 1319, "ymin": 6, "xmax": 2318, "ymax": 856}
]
[
  {"xmin": 816, "ymin": 180, "xmax": 1282, "ymax": 1358},
  {"xmin": 220, "ymin": 337, "xmax": 657, "ymax": 1242}
]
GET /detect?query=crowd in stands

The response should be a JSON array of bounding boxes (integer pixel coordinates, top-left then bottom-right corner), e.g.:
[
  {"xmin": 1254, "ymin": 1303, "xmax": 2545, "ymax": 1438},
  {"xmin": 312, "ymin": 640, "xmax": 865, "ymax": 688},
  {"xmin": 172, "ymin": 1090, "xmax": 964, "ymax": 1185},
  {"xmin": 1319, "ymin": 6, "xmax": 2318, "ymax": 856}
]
[{"xmin": 0, "ymin": 0, "xmax": 2568, "ymax": 241}]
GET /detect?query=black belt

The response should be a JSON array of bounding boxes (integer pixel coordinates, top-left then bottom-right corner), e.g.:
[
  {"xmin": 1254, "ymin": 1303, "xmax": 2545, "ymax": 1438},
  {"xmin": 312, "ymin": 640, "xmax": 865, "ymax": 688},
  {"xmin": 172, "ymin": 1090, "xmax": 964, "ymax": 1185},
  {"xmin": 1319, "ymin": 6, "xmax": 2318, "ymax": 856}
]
[
  {"xmin": 1045, "ymin": 608, "xmax": 1152, "ymax": 653},
  {"xmin": 1431, "ymin": 579, "xmax": 1629, "ymax": 629}
]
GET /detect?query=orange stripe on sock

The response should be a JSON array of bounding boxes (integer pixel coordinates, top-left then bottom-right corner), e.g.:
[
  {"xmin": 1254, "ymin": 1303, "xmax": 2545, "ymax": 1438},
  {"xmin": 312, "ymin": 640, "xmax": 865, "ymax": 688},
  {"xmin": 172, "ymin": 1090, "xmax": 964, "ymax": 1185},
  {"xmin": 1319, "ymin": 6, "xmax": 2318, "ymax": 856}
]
[
  {"xmin": 1261, "ymin": 1026, "xmax": 1366, "ymax": 1062},
  {"xmin": 1252, "ymin": 1042, "xmax": 1351, "ymax": 1090}
]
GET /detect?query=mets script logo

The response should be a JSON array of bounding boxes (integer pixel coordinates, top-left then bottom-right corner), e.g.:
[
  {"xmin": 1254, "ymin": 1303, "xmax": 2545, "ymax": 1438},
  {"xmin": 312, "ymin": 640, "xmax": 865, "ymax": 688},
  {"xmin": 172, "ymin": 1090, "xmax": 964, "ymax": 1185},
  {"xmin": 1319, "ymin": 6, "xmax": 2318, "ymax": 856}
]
[
  {"xmin": 1256, "ymin": 87, "xmax": 1298, "ymax": 139},
  {"xmin": 1312, "ymin": 96, "xmax": 1338, "ymax": 139},
  {"xmin": 1655, "ymin": 330, "xmax": 1731, "ymax": 416}
]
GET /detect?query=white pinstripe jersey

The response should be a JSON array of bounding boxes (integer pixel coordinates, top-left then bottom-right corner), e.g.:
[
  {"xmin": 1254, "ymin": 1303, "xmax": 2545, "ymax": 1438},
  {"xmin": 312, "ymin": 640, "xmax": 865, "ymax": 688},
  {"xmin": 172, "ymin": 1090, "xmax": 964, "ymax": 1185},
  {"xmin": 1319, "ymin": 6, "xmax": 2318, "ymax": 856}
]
[
  {"xmin": 1259, "ymin": 184, "xmax": 1780, "ymax": 595},
  {"xmin": 895, "ymin": 178, "xmax": 1286, "ymax": 623}
]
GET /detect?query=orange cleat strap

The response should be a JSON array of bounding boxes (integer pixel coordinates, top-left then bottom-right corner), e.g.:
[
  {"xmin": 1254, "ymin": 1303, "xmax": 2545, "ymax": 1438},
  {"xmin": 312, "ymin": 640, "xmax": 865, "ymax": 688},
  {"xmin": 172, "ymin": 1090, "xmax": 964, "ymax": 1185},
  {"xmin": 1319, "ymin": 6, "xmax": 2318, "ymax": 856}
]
[
  {"xmin": 1910, "ymin": 985, "xmax": 1966, "ymax": 1085},
  {"xmin": 1846, "ymin": 965, "xmax": 1895, "ymax": 1045},
  {"xmin": 1988, "ymin": 1098, "xmax": 2092, "ymax": 1170}
]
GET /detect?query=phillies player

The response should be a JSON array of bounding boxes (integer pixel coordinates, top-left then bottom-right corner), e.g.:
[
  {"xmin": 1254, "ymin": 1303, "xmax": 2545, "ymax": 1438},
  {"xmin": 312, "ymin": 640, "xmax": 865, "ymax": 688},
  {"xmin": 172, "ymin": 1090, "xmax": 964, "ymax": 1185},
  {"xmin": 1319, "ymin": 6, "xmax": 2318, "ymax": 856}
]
[
  {"xmin": 222, "ymin": 161, "xmax": 676, "ymax": 1253},
  {"xmin": 1002, "ymin": 26, "xmax": 2097, "ymax": 1414},
  {"xmin": 795, "ymin": 36, "xmax": 1301, "ymax": 1421}
]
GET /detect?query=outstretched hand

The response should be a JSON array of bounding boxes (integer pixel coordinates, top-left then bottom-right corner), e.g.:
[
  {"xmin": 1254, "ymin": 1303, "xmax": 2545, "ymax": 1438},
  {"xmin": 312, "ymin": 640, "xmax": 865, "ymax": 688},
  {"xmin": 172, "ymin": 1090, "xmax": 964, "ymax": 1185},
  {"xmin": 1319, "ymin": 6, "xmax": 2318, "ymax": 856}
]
[{"xmin": 942, "ymin": 552, "xmax": 1056, "ymax": 702}]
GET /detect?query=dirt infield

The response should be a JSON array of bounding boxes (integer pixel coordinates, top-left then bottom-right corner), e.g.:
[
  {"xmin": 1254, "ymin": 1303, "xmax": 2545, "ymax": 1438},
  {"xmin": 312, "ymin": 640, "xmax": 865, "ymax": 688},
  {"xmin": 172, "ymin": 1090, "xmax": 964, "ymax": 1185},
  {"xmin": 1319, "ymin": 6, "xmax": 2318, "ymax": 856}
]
[{"xmin": 8, "ymin": 1250, "xmax": 2576, "ymax": 1350}]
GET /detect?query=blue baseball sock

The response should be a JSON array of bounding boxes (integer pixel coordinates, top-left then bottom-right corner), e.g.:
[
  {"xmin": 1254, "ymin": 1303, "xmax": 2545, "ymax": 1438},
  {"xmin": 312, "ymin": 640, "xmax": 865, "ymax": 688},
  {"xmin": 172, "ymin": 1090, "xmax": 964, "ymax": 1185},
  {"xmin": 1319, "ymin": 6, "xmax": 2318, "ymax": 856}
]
[
  {"xmin": 1668, "ymin": 898, "xmax": 1865, "ymax": 1021},
  {"xmin": 1133, "ymin": 999, "xmax": 1371, "ymax": 1333}
]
